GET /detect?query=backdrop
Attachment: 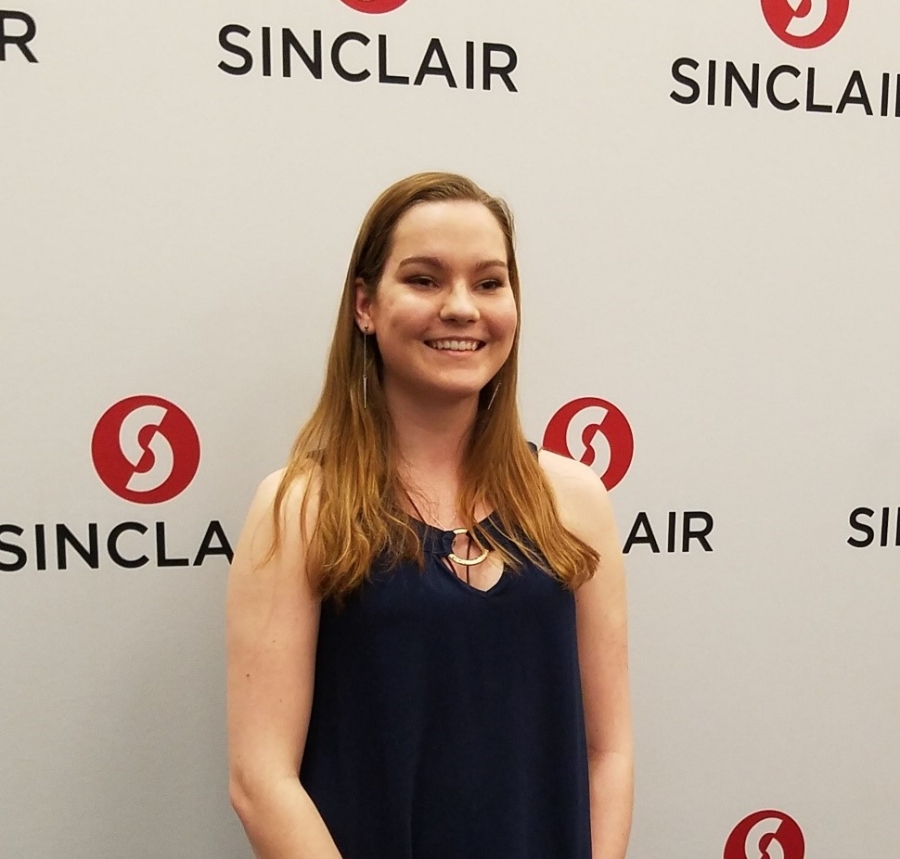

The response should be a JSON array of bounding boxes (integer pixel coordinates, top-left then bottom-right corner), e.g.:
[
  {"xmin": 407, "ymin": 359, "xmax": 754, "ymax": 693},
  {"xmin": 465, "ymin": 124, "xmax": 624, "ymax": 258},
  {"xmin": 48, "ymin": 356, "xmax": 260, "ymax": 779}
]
[{"xmin": 2, "ymin": 1, "xmax": 898, "ymax": 857}]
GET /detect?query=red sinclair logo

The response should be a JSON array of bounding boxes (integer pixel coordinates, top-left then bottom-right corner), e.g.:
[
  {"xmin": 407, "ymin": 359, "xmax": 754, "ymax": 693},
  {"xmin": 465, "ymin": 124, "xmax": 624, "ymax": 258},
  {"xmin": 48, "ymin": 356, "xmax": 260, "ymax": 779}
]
[
  {"xmin": 542, "ymin": 397, "xmax": 634, "ymax": 490},
  {"xmin": 761, "ymin": 0, "xmax": 850, "ymax": 49},
  {"xmin": 91, "ymin": 396, "xmax": 201, "ymax": 504},
  {"xmin": 338, "ymin": 0, "xmax": 409, "ymax": 13},
  {"xmin": 725, "ymin": 810, "xmax": 805, "ymax": 859}
]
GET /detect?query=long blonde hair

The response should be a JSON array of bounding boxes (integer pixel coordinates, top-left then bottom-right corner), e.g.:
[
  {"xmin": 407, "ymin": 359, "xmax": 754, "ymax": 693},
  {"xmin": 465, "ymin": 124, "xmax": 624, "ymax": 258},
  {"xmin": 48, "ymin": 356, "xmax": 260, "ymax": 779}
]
[{"xmin": 272, "ymin": 172, "xmax": 598, "ymax": 600}]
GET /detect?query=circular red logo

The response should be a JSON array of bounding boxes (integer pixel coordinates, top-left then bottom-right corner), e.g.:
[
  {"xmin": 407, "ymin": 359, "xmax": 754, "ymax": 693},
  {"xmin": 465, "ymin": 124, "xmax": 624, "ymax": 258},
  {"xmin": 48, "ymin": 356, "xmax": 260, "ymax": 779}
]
[
  {"xmin": 91, "ymin": 395, "xmax": 201, "ymax": 504},
  {"xmin": 761, "ymin": 0, "xmax": 849, "ymax": 49},
  {"xmin": 338, "ymin": 0, "xmax": 409, "ymax": 13},
  {"xmin": 542, "ymin": 397, "xmax": 634, "ymax": 490},
  {"xmin": 725, "ymin": 810, "xmax": 805, "ymax": 859}
]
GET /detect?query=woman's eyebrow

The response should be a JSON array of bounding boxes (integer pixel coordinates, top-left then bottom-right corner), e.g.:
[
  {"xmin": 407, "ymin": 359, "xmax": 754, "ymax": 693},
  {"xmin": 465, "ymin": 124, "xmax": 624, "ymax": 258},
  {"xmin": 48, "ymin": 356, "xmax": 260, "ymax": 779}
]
[
  {"xmin": 398, "ymin": 255, "xmax": 445, "ymax": 270},
  {"xmin": 397, "ymin": 255, "xmax": 508, "ymax": 272},
  {"xmin": 474, "ymin": 259, "xmax": 508, "ymax": 272}
]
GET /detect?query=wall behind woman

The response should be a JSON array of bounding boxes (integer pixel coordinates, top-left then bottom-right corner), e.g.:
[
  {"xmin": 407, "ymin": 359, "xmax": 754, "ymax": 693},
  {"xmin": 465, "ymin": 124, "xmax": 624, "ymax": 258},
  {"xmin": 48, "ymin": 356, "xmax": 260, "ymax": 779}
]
[{"xmin": 1, "ymin": 1, "xmax": 897, "ymax": 856}]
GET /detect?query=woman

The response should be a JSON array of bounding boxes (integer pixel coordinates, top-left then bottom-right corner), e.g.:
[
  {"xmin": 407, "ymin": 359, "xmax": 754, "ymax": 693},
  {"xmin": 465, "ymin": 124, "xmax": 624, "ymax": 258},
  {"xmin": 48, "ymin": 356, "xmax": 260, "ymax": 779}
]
[{"xmin": 227, "ymin": 173, "xmax": 633, "ymax": 858}]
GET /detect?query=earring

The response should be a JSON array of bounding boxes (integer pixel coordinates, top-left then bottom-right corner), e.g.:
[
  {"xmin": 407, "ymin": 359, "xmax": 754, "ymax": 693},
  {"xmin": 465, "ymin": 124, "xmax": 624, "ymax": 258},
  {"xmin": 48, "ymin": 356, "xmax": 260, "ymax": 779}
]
[
  {"xmin": 487, "ymin": 380, "xmax": 501, "ymax": 410},
  {"xmin": 362, "ymin": 324, "xmax": 369, "ymax": 410}
]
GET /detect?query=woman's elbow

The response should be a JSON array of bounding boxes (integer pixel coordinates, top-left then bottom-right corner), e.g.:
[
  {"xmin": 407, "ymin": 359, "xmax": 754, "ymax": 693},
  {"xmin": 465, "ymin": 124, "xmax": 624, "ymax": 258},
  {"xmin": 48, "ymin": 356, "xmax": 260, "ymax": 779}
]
[
  {"xmin": 229, "ymin": 770, "xmax": 253, "ymax": 822},
  {"xmin": 229, "ymin": 763, "xmax": 269, "ymax": 825}
]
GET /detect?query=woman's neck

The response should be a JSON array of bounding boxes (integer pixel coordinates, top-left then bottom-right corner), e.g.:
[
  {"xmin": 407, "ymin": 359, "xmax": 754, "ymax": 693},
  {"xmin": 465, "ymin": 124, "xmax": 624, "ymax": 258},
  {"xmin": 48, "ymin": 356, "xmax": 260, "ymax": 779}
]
[{"xmin": 384, "ymin": 386, "xmax": 479, "ymax": 485}]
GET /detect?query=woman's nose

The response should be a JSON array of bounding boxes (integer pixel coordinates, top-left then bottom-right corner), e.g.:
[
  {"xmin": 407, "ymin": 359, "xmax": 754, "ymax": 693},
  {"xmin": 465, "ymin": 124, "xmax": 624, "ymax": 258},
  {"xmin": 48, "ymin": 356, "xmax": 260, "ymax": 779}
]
[{"xmin": 439, "ymin": 281, "xmax": 479, "ymax": 321}]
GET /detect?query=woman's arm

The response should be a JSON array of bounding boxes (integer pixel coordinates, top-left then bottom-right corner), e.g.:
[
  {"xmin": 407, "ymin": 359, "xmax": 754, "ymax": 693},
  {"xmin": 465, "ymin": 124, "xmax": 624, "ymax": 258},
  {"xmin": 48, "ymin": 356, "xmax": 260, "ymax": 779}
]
[
  {"xmin": 226, "ymin": 469, "xmax": 342, "ymax": 859},
  {"xmin": 540, "ymin": 451, "xmax": 634, "ymax": 859}
]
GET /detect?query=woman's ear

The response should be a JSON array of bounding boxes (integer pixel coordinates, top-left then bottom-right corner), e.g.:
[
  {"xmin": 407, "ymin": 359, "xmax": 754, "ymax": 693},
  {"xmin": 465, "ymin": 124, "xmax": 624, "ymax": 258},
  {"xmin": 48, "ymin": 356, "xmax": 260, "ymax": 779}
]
[{"xmin": 354, "ymin": 277, "xmax": 374, "ymax": 334}]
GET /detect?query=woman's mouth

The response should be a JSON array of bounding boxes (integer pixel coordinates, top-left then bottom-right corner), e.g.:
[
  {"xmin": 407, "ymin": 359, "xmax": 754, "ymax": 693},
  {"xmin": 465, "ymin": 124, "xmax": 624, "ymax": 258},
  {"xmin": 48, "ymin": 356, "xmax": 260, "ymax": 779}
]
[{"xmin": 425, "ymin": 339, "xmax": 485, "ymax": 352}]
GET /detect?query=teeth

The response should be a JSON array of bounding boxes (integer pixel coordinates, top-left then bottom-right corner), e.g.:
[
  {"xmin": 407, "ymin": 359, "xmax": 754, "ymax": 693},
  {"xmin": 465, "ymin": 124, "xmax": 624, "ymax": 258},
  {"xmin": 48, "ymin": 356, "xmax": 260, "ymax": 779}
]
[{"xmin": 427, "ymin": 340, "xmax": 481, "ymax": 351}]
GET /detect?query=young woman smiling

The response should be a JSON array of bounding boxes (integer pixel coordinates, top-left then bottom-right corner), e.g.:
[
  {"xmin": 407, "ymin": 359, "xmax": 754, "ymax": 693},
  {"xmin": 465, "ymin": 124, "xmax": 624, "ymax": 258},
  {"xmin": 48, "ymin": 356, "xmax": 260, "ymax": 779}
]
[{"xmin": 226, "ymin": 173, "xmax": 633, "ymax": 859}]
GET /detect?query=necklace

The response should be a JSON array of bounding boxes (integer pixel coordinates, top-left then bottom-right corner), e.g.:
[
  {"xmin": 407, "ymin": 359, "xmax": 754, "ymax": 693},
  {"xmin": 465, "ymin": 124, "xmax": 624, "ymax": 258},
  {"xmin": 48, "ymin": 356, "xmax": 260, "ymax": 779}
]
[{"xmin": 402, "ymin": 487, "xmax": 490, "ymax": 569}]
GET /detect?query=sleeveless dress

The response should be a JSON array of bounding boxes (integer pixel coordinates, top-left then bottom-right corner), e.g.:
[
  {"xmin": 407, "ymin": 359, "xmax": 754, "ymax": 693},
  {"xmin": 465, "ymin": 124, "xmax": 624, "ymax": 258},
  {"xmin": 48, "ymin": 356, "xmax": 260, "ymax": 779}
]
[{"xmin": 299, "ymin": 452, "xmax": 592, "ymax": 858}]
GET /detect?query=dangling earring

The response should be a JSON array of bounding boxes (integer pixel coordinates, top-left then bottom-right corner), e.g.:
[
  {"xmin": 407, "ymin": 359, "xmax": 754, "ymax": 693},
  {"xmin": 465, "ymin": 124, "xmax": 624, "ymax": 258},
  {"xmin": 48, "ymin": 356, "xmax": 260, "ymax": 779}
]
[
  {"xmin": 487, "ymin": 379, "xmax": 501, "ymax": 410},
  {"xmin": 362, "ymin": 324, "xmax": 369, "ymax": 410}
]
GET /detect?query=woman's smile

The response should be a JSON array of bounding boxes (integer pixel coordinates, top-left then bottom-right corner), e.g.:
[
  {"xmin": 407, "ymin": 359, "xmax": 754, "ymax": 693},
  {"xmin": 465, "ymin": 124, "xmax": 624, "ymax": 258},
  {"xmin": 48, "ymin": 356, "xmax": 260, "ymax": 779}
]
[{"xmin": 424, "ymin": 338, "xmax": 486, "ymax": 352}]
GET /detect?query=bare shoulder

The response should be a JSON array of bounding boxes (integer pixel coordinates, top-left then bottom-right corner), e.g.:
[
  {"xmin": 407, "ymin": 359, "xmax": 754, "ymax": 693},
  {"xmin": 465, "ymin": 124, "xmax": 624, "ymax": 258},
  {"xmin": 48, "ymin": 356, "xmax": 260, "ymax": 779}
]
[
  {"xmin": 537, "ymin": 448, "xmax": 615, "ymax": 548},
  {"xmin": 231, "ymin": 465, "xmax": 321, "ymax": 581},
  {"xmin": 537, "ymin": 447, "xmax": 607, "ymax": 494},
  {"xmin": 226, "ymin": 464, "xmax": 323, "ymax": 642}
]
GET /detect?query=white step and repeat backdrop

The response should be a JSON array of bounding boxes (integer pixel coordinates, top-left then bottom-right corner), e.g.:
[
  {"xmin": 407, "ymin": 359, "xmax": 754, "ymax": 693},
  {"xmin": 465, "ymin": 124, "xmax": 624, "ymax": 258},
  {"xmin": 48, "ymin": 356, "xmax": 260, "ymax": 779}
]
[{"xmin": 2, "ymin": 1, "xmax": 898, "ymax": 857}]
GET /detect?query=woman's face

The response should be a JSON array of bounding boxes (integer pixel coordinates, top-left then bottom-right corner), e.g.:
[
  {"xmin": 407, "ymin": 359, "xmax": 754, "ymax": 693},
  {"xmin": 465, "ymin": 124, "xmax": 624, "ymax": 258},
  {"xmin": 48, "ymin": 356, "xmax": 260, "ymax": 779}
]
[{"xmin": 356, "ymin": 200, "xmax": 518, "ymax": 407}]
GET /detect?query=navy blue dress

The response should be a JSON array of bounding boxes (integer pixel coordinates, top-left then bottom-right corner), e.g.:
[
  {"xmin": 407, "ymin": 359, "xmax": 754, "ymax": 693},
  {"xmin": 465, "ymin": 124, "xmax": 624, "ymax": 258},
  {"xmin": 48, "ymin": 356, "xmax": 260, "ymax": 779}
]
[{"xmin": 300, "ymin": 484, "xmax": 592, "ymax": 857}]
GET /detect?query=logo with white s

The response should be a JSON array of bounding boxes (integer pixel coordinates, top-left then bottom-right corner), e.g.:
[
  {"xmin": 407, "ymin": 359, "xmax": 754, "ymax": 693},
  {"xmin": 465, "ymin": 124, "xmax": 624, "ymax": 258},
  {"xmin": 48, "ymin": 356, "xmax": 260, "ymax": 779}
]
[
  {"xmin": 724, "ymin": 810, "xmax": 805, "ymax": 859},
  {"xmin": 542, "ymin": 397, "xmax": 635, "ymax": 490},
  {"xmin": 761, "ymin": 0, "xmax": 850, "ymax": 49},
  {"xmin": 92, "ymin": 396, "xmax": 201, "ymax": 504}
]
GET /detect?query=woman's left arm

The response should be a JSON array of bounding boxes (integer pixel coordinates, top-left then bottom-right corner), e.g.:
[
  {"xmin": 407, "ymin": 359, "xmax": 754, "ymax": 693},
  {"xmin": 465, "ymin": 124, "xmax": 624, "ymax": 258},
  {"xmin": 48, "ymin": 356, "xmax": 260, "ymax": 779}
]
[{"xmin": 542, "ymin": 451, "xmax": 633, "ymax": 859}]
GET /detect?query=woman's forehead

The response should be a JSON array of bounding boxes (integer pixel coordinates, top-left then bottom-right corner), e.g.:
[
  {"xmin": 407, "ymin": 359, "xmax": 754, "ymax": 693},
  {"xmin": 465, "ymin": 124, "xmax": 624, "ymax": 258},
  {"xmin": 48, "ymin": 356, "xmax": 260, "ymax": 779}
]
[{"xmin": 388, "ymin": 200, "xmax": 507, "ymax": 262}]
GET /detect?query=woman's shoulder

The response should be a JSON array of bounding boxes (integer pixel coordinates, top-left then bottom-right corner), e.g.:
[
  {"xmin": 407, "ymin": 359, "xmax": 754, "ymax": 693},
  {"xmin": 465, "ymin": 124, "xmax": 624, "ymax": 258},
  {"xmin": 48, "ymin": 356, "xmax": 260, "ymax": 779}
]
[
  {"xmin": 252, "ymin": 465, "xmax": 320, "ymax": 517},
  {"xmin": 238, "ymin": 464, "xmax": 323, "ymax": 562},
  {"xmin": 534, "ymin": 448, "xmax": 612, "ymax": 543},
  {"xmin": 535, "ymin": 447, "xmax": 607, "ymax": 497}
]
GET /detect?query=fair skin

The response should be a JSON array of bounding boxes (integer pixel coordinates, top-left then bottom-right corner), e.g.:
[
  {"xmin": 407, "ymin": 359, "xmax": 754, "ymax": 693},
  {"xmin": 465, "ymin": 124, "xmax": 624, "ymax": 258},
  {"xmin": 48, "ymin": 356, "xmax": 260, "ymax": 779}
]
[{"xmin": 227, "ymin": 200, "xmax": 632, "ymax": 858}]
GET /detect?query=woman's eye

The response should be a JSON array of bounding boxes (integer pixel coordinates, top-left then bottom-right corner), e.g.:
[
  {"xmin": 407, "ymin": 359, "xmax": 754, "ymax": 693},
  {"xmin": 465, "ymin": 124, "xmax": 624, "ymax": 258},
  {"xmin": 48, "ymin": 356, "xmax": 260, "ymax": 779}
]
[
  {"xmin": 407, "ymin": 276, "xmax": 436, "ymax": 288},
  {"xmin": 478, "ymin": 279, "xmax": 503, "ymax": 291}
]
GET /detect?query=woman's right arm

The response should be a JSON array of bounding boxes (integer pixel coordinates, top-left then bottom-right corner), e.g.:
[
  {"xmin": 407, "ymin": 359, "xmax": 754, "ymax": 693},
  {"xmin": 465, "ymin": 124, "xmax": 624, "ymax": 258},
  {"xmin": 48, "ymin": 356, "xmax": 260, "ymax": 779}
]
[{"xmin": 226, "ymin": 469, "xmax": 342, "ymax": 859}]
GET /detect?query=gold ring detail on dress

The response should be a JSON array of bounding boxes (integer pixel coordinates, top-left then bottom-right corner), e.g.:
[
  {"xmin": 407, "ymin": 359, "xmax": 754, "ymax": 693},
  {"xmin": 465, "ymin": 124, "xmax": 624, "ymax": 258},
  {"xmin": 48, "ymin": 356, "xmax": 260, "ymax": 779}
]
[{"xmin": 447, "ymin": 528, "xmax": 490, "ymax": 567}]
